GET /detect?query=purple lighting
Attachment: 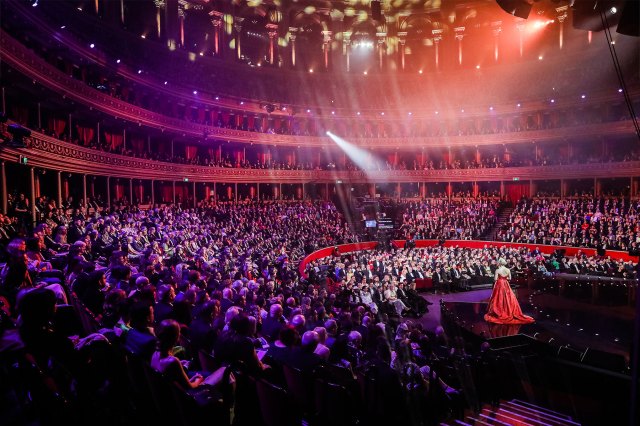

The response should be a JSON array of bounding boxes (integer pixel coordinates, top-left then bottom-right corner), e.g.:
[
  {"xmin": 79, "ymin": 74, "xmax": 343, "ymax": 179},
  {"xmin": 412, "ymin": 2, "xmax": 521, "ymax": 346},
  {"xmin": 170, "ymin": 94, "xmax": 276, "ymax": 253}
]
[
  {"xmin": 90, "ymin": 43, "xmax": 95, "ymax": 48},
  {"xmin": 193, "ymin": 90, "xmax": 197, "ymax": 95}
]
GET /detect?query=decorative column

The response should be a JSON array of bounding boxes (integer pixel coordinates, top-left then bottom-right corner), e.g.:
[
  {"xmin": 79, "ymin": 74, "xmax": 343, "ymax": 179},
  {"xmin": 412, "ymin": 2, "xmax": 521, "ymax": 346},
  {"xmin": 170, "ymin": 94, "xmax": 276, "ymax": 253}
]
[
  {"xmin": 192, "ymin": 181, "xmax": 196, "ymax": 207},
  {"xmin": 454, "ymin": 27, "xmax": 465, "ymax": 66},
  {"xmin": 267, "ymin": 23, "xmax": 279, "ymax": 65},
  {"xmin": 178, "ymin": 1, "xmax": 185, "ymax": 47},
  {"xmin": 234, "ymin": 17, "xmax": 244, "ymax": 60},
  {"xmin": 322, "ymin": 30, "xmax": 332, "ymax": 70},
  {"xmin": 432, "ymin": 29, "xmax": 443, "ymax": 71},
  {"xmin": 516, "ymin": 21, "xmax": 525, "ymax": 58},
  {"xmin": 235, "ymin": 183, "xmax": 238, "ymax": 203},
  {"xmin": 209, "ymin": 11, "xmax": 223, "ymax": 56},
  {"xmin": 1, "ymin": 162, "xmax": 6, "ymax": 214},
  {"xmin": 37, "ymin": 102, "xmax": 42, "ymax": 129},
  {"xmin": 56, "ymin": 171, "xmax": 62, "ymax": 208},
  {"xmin": 106, "ymin": 176, "xmax": 111, "ymax": 207},
  {"xmin": 154, "ymin": 0, "xmax": 165, "ymax": 39},
  {"xmin": 492, "ymin": 22, "xmax": 502, "ymax": 63},
  {"xmin": 83, "ymin": 175, "xmax": 87, "ymax": 206},
  {"xmin": 129, "ymin": 178, "xmax": 133, "ymax": 204},
  {"xmin": 289, "ymin": 28, "xmax": 298, "ymax": 68},
  {"xmin": 172, "ymin": 181, "xmax": 176, "ymax": 204},
  {"xmin": 556, "ymin": 6, "xmax": 568, "ymax": 50},
  {"xmin": 397, "ymin": 32, "xmax": 407, "ymax": 71},
  {"xmin": 376, "ymin": 32, "xmax": 386, "ymax": 70},
  {"xmin": 343, "ymin": 32, "xmax": 351, "ymax": 72},
  {"xmin": 151, "ymin": 180, "xmax": 155, "ymax": 205},
  {"xmin": 30, "ymin": 168, "xmax": 36, "ymax": 224}
]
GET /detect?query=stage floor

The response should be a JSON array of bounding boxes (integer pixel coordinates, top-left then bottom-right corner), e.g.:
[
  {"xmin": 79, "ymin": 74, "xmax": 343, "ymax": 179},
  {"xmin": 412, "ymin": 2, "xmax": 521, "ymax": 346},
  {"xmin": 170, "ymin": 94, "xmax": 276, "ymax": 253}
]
[{"xmin": 417, "ymin": 288, "xmax": 634, "ymax": 363}]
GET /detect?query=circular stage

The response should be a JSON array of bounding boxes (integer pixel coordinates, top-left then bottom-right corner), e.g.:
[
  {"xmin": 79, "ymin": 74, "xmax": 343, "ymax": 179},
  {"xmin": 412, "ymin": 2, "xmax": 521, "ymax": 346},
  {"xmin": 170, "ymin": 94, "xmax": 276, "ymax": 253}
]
[{"xmin": 437, "ymin": 286, "xmax": 634, "ymax": 371}]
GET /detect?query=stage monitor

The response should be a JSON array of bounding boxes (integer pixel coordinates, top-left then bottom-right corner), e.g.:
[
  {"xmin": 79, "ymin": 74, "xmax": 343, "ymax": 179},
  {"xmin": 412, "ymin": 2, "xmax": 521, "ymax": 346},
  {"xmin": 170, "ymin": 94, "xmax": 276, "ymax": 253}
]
[
  {"xmin": 377, "ymin": 217, "xmax": 394, "ymax": 230},
  {"xmin": 365, "ymin": 220, "xmax": 377, "ymax": 228}
]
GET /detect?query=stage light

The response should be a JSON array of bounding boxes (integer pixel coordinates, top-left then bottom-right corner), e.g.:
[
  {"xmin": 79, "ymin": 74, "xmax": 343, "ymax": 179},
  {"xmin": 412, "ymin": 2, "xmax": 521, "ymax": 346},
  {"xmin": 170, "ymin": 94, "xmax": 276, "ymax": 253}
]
[
  {"xmin": 408, "ymin": 112, "xmax": 412, "ymax": 115},
  {"xmin": 326, "ymin": 131, "xmax": 331, "ymax": 135},
  {"xmin": 215, "ymin": 96, "xmax": 219, "ymax": 100},
  {"xmin": 610, "ymin": 7, "xmax": 617, "ymax": 14},
  {"xmin": 141, "ymin": 35, "xmax": 146, "ymax": 39},
  {"xmin": 461, "ymin": 109, "xmax": 464, "ymax": 113},
  {"xmin": 60, "ymin": 25, "xmax": 65, "ymax": 29},
  {"xmin": 419, "ymin": 70, "xmax": 423, "ymax": 74},
  {"xmin": 380, "ymin": 112, "xmax": 384, "ymax": 116},
  {"xmin": 240, "ymin": 101, "xmax": 244, "ymax": 105},
  {"xmin": 476, "ymin": 65, "xmax": 480, "ymax": 69},
  {"xmin": 363, "ymin": 71, "xmax": 368, "ymax": 75},
  {"xmin": 550, "ymin": 99, "xmax": 555, "ymax": 103},
  {"xmin": 116, "ymin": 59, "xmax": 121, "ymax": 64},
  {"xmin": 357, "ymin": 112, "xmax": 360, "ymax": 115},
  {"xmin": 581, "ymin": 94, "xmax": 586, "ymax": 99},
  {"xmin": 199, "ymin": 52, "xmax": 204, "ymax": 56},
  {"xmin": 307, "ymin": 109, "xmax": 311, "ymax": 113},
  {"xmin": 32, "ymin": 1, "xmax": 38, "ymax": 7},
  {"xmin": 538, "ymin": 55, "xmax": 543, "ymax": 60},
  {"xmin": 193, "ymin": 90, "xmax": 198, "ymax": 95},
  {"xmin": 332, "ymin": 111, "xmax": 335, "ymax": 115},
  {"xmin": 435, "ymin": 111, "xmax": 439, "ymax": 115},
  {"xmin": 90, "ymin": 43, "xmax": 95, "ymax": 48},
  {"xmin": 489, "ymin": 106, "xmax": 494, "ymax": 111},
  {"xmin": 517, "ymin": 103, "xmax": 521, "ymax": 107},
  {"xmin": 309, "ymin": 69, "xmax": 313, "ymax": 73},
  {"xmin": 137, "ymin": 69, "xmax": 142, "ymax": 74},
  {"xmin": 164, "ymin": 81, "xmax": 168, "ymax": 85},
  {"xmin": 618, "ymin": 88, "xmax": 623, "ymax": 93}
]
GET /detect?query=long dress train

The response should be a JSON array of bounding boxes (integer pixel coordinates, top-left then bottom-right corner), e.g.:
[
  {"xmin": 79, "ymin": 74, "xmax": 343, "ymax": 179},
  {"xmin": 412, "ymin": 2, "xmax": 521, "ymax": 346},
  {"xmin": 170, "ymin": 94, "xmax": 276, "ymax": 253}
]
[{"xmin": 484, "ymin": 274, "xmax": 534, "ymax": 325}]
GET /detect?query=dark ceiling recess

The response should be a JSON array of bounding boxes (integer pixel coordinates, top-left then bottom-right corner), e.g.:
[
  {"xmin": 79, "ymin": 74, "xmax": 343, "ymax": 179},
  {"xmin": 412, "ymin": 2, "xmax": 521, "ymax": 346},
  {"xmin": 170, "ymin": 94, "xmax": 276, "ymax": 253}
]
[{"xmin": 495, "ymin": 0, "xmax": 535, "ymax": 19}]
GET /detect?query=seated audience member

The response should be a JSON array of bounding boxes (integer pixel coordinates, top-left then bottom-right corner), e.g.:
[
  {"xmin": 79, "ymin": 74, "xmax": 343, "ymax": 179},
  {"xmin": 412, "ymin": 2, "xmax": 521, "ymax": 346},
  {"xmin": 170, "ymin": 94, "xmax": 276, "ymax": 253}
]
[
  {"xmin": 152, "ymin": 319, "xmax": 226, "ymax": 388},
  {"xmin": 123, "ymin": 301, "xmax": 157, "ymax": 361}
]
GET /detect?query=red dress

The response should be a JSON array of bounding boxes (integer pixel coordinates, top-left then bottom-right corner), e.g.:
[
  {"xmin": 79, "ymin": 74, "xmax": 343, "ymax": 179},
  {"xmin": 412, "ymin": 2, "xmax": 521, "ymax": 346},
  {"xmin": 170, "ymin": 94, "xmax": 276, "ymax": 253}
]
[{"xmin": 484, "ymin": 273, "xmax": 534, "ymax": 325}]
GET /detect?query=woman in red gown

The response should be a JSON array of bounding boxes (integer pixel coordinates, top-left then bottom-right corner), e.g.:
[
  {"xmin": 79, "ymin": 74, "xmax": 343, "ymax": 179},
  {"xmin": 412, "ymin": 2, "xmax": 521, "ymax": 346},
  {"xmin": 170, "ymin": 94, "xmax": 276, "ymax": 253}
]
[{"xmin": 484, "ymin": 258, "xmax": 534, "ymax": 325}]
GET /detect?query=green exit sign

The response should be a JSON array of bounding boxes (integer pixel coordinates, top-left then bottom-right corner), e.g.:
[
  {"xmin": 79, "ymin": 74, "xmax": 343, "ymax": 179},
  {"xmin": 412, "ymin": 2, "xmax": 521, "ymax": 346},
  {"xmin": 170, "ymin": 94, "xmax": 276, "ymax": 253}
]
[
  {"xmin": 512, "ymin": 177, "xmax": 520, "ymax": 181},
  {"xmin": 19, "ymin": 155, "xmax": 28, "ymax": 165}
]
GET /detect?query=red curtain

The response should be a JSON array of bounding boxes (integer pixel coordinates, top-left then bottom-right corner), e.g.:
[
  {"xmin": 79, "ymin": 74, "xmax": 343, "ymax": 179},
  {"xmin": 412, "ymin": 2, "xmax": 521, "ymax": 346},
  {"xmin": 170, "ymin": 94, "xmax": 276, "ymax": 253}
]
[
  {"xmin": 207, "ymin": 148, "xmax": 216, "ymax": 160},
  {"xmin": 104, "ymin": 132, "xmax": 124, "ymax": 151},
  {"xmin": 247, "ymin": 116, "xmax": 255, "ymax": 129},
  {"xmin": 48, "ymin": 118, "xmax": 66, "ymax": 137},
  {"xmin": 75, "ymin": 125, "xmax": 94, "ymax": 146},
  {"xmin": 185, "ymin": 146, "xmax": 198, "ymax": 160},
  {"xmin": 504, "ymin": 182, "xmax": 529, "ymax": 202},
  {"xmin": 161, "ymin": 183, "xmax": 173, "ymax": 203},
  {"xmin": 197, "ymin": 108, "xmax": 205, "ymax": 123}
]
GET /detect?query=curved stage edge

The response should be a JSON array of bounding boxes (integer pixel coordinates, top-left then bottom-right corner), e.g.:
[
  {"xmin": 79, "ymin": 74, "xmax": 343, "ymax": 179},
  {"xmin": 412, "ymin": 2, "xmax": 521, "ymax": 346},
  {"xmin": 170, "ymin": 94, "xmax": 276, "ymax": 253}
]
[{"xmin": 299, "ymin": 239, "xmax": 639, "ymax": 277}]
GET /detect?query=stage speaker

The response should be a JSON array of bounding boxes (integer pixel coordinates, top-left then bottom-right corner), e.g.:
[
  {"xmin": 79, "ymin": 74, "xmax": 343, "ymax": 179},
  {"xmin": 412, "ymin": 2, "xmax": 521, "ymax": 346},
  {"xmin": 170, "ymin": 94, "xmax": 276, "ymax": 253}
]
[
  {"xmin": 371, "ymin": 0, "xmax": 382, "ymax": 21},
  {"xmin": 557, "ymin": 345, "xmax": 583, "ymax": 363},
  {"xmin": 495, "ymin": 0, "xmax": 534, "ymax": 19},
  {"xmin": 581, "ymin": 348, "xmax": 627, "ymax": 372}
]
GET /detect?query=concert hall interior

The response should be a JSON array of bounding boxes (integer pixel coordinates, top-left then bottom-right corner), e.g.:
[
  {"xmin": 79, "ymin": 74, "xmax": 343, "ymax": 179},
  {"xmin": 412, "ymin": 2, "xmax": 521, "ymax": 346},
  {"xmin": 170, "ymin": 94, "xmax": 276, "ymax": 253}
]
[{"xmin": 0, "ymin": 0, "xmax": 639, "ymax": 425}]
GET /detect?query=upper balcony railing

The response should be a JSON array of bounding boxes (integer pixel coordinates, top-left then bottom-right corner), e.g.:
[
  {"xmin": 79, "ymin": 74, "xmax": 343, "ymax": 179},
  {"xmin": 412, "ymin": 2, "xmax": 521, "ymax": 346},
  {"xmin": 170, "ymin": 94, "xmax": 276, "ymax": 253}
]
[
  {"xmin": 2, "ymin": 127, "xmax": 640, "ymax": 184},
  {"xmin": 2, "ymin": 30, "xmax": 636, "ymax": 150}
]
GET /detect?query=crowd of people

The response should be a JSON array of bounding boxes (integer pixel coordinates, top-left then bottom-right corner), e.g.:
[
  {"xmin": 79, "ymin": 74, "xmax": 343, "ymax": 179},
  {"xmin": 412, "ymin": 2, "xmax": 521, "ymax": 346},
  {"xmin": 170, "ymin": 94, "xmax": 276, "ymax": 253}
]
[
  {"xmin": 0, "ymin": 198, "xmax": 478, "ymax": 424},
  {"xmin": 398, "ymin": 198, "xmax": 500, "ymax": 241},
  {"xmin": 496, "ymin": 197, "xmax": 640, "ymax": 252},
  {"xmin": 0, "ymin": 191, "xmax": 638, "ymax": 424}
]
